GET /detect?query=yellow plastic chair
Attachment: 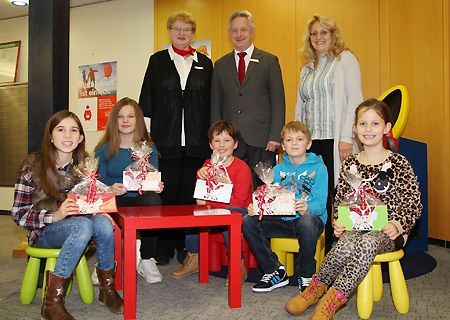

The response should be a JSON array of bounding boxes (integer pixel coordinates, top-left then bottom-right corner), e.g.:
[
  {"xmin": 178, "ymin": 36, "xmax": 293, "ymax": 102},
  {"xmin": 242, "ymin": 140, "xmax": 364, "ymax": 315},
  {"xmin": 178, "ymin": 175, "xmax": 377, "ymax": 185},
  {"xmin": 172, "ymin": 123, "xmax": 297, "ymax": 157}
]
[
  {"xmin": 20, "ymin": 246, "xmax": 94, "ymax": 305},
  {"xmin": 378, "ymin": 85, "xmax": 409, "ymax": 139},
  {"xmin": 270, "ymin": 232, "xmax": 325, "ymax": 277},
  {"xmin": 357, "ymin": 250, "xmax": 409, "ymax": 319}
]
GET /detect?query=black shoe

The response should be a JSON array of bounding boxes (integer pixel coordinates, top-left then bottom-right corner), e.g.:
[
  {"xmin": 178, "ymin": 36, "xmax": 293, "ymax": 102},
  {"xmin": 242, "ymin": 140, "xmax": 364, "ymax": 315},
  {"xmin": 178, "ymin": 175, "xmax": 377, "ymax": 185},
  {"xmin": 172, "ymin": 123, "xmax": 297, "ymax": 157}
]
[
  {"xmin": 155, "ymin": 255, "xmax": 170, "ymax": 266},
  {"xmin": 298, "ymin": 276, "xmax": 312, "ymax": 292},
  {"xmin": 252, "ymin": 266, "xmax": 289, "ymax": 293}
]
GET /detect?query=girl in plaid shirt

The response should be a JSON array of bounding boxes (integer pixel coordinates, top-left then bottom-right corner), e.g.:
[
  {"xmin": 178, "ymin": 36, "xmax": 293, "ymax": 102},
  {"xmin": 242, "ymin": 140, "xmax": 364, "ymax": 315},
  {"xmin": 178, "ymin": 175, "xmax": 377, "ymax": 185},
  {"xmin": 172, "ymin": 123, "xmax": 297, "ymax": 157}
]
[{"xmin": 11, "ymin": 111, "xmax": 123, "ymax": 319}]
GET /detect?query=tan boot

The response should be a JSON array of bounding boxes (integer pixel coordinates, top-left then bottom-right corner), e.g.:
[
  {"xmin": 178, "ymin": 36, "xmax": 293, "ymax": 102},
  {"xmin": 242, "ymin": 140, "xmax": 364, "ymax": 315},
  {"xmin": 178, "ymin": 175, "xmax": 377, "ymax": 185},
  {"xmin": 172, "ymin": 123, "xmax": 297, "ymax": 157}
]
[
  {"xmin": 225, "ymin": 259, "xmax": 247, "ymax": 286},
  {"xmin": 285, "ymin": 275, "xmax": 327, "ymax": 316},
  {"xmin": 97, "ymin": 266, "xmax": 124, "ymax": 314},
  {"xmin": 309, "ymin": 287, "xmax": 347, "ymax": 320},
  {"xmin": 41, "ymin": 270, "xmax": 75, "ymax": 320},
  {"xmin": 172, "ymin": 252, "xmax": 199, "ymax": 279}
]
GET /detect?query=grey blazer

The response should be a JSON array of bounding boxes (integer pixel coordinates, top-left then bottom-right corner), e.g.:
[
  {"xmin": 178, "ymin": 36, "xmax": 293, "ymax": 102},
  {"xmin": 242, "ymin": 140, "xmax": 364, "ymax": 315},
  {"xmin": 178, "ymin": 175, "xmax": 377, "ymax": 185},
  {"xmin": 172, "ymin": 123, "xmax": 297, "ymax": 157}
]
[{"xmin": 211, "ymin": 47, "xmax": 286, "ymax": 148}]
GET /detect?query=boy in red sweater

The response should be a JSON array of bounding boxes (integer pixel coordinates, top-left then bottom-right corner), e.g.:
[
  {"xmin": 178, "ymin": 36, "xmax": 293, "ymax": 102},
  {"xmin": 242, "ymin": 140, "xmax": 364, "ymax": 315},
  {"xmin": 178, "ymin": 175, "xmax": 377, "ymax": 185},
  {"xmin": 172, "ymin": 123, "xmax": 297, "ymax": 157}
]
[{"xmin": 172, "ymin": 121, "xmax": 252, "ymax": 284}]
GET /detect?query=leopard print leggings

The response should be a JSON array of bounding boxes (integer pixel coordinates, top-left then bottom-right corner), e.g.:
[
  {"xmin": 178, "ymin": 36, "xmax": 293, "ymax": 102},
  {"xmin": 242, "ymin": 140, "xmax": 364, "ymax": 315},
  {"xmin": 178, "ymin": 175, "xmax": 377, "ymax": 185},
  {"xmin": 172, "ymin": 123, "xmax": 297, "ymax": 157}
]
[{"xmin": 316, "ymin": 231, "xmax": 395, "ymax": 297}]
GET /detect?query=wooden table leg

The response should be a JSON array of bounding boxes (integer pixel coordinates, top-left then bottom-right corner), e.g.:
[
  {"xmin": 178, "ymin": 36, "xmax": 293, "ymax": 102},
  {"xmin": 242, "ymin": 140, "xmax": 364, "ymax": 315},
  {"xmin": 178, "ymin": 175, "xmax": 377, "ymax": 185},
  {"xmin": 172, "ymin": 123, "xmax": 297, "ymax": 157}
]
[
  {"xmin": 228, "ymin": 223, "xmax": 241, "ymax": 308},
  {"xmin": 123, "ymin": 228, "xmax": 137, "ymax": 319},
  {"xmin": 199, "ymin": 227, "xmax": 209, "ymax": 284}
]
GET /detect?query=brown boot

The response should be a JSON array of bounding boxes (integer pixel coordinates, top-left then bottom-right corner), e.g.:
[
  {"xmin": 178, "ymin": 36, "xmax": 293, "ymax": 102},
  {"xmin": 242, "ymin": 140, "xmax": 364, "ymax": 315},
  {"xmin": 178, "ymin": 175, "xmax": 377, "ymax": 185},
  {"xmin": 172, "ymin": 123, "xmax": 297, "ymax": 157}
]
[
  {"xmin": 41, "ymin": 270, "xmax": 75, "ymax": 320},
  {"xmin": 172, "ymin": 252, "xmax": 199, "ymax": 279},
  {"xmin": 97, "ymin": 266, "xmax": 124, "ymax": 314},
  {"xmin": 225, "ymin": 259, "xmax": 247, "ymax": 286},
  {"xmin": 309, "ymin": 287, "xmax": 348, "ymax": 320},
  {"xmin": 285, "ymin": 275, "xmax": 327, "ymax": 316}
]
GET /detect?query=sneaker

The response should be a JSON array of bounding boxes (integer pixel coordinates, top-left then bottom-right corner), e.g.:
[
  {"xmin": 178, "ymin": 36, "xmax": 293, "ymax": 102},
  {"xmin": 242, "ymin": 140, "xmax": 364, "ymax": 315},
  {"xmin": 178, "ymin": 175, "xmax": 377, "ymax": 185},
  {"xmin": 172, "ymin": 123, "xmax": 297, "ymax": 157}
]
[
  {"xmin": 91, "ymin": 263, "xmax": 99, "ymax": 285},
  {"xmin": 252, "ymin": 266, "xmax": 289, "ymax": 293},
  {"xmin": 137, "ymin": 258, "xmax": 162, "ymax": 283},
  {"xmin": 172, "ymin": 252, "xmax": 199, "ymax": 279},
  {"xmin": 298, "ymin": 276, "xmax": 312, "ymax": 292},
  {"xmin": 225, "ymin": 259, "xmax": 248, "ymax": 286}
]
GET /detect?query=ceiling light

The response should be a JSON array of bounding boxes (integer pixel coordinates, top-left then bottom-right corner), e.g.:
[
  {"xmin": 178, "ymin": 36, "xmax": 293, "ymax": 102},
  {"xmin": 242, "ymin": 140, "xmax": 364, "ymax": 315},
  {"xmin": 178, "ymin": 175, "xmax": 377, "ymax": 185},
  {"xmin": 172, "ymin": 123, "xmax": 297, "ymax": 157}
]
[{"xmin": 11, "ymin": 0, "xmax": 29, "ymax": 6}]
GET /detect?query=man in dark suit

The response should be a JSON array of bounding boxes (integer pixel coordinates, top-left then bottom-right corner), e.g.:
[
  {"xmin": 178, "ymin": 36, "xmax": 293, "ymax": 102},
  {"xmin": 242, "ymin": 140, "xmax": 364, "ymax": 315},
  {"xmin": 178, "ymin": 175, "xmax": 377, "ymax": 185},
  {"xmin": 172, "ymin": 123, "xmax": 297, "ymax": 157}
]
[{"xmin": 211, "ymin": 10, "xmax": 286, "ymax": 188}]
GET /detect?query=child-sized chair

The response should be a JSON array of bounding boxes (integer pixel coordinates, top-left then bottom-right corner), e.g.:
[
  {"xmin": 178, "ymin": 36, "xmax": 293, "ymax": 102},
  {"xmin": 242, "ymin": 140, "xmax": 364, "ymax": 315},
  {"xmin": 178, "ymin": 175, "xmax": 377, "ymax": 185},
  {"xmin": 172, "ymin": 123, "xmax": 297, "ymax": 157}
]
[
  {"xmin": 209, "ymin": 230, "xmax": 258, "ymax": 272},
  {"xmin": 20, "ymin": 246, "xmax": 94, "ymax": 305},
  {"xmin": 356, "ymin": 249, "xmax": 408, "ymax": 319},
  {"xmin": 270, "ymin": 231, "xmax": 325, "ymax": 276}
]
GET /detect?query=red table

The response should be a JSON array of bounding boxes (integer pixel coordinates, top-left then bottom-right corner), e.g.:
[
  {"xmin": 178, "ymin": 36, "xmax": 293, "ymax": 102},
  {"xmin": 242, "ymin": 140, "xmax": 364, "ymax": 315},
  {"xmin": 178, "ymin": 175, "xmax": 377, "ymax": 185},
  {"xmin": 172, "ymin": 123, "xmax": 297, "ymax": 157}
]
[{"xmin": 111, "ymin": 205, "xmax": 242, "ymax": 319}]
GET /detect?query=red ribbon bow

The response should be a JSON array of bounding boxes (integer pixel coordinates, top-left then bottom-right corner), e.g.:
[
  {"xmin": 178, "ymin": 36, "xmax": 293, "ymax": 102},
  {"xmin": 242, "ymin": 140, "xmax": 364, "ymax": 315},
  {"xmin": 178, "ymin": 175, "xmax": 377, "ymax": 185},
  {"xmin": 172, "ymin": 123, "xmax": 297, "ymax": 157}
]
[
  {"xmin": 255, "ymin": 185, "xmax": 278, "ymax": 220},
  {"xmin": 345, "ymin": 184, "xmax": 371, "ymax": 210},
  {"xmin": 132, "ymin": 154, "xmax": 150, "ymax": 195},
  {"xmin": 83, "ymin": 169, "xmax": 100, "ymax": 204}
]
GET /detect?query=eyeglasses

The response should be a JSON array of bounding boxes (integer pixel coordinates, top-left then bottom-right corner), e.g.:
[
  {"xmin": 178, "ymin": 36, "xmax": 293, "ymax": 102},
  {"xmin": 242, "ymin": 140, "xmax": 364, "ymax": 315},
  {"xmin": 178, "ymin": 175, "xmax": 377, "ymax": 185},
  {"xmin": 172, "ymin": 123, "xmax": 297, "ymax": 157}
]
[
  {"xmin": 309, "ymin": 30, "xmax": 331, "ymax": 38},
  {"xmin": 170, "ymin": 27, "xmax": 193, "ymax": 33}
]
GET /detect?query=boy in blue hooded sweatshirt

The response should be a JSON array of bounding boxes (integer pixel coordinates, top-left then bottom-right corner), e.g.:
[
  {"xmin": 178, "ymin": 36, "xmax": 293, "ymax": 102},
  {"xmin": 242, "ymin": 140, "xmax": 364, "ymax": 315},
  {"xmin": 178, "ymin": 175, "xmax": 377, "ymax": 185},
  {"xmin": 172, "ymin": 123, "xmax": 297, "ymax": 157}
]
[{"xmin": 243, "ymin": 121, "xmax": 328, "ymax": 294}]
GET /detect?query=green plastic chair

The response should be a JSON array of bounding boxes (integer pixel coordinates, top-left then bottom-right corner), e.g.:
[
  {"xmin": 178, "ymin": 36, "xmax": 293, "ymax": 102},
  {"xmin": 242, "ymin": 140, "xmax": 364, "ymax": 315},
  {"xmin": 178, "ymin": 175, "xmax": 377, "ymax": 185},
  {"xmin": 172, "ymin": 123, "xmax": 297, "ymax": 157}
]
[{"xmin": 20, "ymin": 246, "xmax": 94, "ymax": 305}]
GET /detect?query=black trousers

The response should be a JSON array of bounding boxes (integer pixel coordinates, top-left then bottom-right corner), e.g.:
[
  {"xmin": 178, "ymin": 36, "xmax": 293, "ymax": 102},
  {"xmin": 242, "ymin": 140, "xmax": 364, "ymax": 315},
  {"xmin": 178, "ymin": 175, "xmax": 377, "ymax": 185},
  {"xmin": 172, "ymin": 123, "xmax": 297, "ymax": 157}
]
[
  {"xmin": 234, "ymin": 134, "xmax": 277, "ymax": 189},
  {"xmin": 156, "ymin": 155, "xmax": 207, "ymax": 258},
  {"xmin": 309, "ymin": 139, "xmax": 336, "ymax": 253}
]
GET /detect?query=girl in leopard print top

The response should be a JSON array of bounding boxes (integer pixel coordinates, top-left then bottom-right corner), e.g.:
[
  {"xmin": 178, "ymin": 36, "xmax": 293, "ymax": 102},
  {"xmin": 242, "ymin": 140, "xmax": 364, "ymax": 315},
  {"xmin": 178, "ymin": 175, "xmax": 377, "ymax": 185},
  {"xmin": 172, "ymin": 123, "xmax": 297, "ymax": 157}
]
[{"xmin": 285, "ymin": 99, "xmax": 422, "ymax": 319}]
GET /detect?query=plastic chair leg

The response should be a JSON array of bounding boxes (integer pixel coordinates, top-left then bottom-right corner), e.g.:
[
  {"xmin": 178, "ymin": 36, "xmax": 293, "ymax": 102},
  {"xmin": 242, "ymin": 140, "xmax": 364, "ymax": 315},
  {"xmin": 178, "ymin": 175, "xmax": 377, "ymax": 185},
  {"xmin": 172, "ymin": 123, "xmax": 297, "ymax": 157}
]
[
  {"xmin": 372, "ymin": 262, "xmax": 383, "ymax": 301},
  {"xmin": 20, "ymin": 257, "xmax": 40, "ymax": 305},
  {"xmin": 286, "ymin": 252, "xmax": 295, "ymax": 277},
  {"xmin": 75, "ymin": 255, "xmax": 94, "ymax": 304},
  {"xmin": 389, "ymin": 260, "xmax": 409, "ymax": 314},
  {"xmin": 357, "ymin": 266, "xmax": 374, "ymax": 319}
]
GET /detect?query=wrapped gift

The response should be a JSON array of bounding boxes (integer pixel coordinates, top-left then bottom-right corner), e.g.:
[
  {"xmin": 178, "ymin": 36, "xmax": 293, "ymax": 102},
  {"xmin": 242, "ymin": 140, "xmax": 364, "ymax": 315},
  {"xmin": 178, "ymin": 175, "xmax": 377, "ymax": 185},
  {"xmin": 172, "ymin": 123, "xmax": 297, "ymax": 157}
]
[
  {"xmin": 68, "ymin": 157, "xmax": 117, "ymax": 214},
  {"xmin": 252, "ymin": 161, "xmax": 295, "ymax": 220},
  {"xmin": 337, "ymin": 165, "xmax": 388, "ymax": 231},
  {"xmin": 193, "ymin": 150, "xmax": 233, "ymax": 203},
  {"xmin": 123, "ymin": 142, "xmax": 161, "ymax": 193}
]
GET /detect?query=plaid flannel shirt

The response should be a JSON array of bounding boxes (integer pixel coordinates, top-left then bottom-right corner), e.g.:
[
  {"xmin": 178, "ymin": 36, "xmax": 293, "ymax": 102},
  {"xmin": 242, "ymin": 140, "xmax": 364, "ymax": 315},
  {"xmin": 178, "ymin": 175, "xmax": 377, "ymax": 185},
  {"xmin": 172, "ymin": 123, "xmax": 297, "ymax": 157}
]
[{"xmin": 11, "ymin": 163, "xmax": 69, "ymax": 246}]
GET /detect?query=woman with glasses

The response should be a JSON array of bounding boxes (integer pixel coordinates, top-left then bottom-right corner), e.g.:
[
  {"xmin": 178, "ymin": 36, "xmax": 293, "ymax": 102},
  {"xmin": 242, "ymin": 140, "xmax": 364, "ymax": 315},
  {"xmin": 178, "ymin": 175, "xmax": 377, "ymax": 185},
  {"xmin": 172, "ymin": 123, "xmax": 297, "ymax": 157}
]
[
  {"xmin": 139, "ymin": 11, "xmax": 213, "ymax": 264},
  {"xmin": 295, "ymin": 15, "xmax": 363, "ymax": 253}
]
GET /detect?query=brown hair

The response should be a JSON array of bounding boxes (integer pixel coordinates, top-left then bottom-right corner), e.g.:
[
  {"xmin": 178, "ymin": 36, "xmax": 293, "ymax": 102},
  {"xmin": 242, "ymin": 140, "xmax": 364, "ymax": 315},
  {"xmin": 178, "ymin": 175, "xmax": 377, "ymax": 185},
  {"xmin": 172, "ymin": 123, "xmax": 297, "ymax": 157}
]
[
  {"xmin": 35, "ymin": 110, "xmax": 87, "ymax": 198},
  {"xmin": 166, "ymin": 10, "xmax": 196, "ymax": 33},
  {"xmin": 355, "ymin": 98, "xmax": 398, "ymax": 152},
  {"xmin": 281, "ymin": 121, "xmax": 312, "ymax": 141},
  {"xmin": 95, "ymin": 97, "xmax": 153, "ymax": 160},
  {"xmin": 207, "ymin": 121, "xmax": 239, "ymax": 143}
]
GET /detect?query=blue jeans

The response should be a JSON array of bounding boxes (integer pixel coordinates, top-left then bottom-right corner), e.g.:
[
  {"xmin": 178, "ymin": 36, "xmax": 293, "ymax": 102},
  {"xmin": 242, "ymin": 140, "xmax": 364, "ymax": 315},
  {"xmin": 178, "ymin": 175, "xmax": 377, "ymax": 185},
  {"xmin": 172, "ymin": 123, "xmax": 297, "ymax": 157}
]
[
  {"xmin": 35, "ymin": 214, "xmax": 115, "ymax": 278},
  {"xmin": 242, "ymin": 214, "xmax": 324, "ymax": 278},
  {"xmin": 185, "ymin": 207, "xmax": 247, "ymax": 259}
]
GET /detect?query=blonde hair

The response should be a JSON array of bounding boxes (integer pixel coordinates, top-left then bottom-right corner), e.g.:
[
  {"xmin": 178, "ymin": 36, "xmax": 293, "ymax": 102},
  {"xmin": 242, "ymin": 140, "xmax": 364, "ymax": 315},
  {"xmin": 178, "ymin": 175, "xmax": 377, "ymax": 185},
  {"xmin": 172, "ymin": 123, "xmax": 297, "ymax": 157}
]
[
  {"xmin": 281, "ymin": 121, "xmax": 312, "ymax": 141},
  {"xmin": 300, "ymin": 14, "xmax": 349, "ymax": 64},
  {"xmin": 166, "ymin": 10, "xmax": 196, "ymax": 33}
]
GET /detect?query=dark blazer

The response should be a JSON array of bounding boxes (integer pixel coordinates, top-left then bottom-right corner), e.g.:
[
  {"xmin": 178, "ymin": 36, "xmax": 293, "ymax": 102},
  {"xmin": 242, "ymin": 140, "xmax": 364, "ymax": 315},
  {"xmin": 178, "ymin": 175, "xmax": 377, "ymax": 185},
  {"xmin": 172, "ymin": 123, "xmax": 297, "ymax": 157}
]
[
  {"xmin": 139, "ymin": 50, "xmax": 213, "ymax": 159},
  {"xmin": 210, "ymin": 47, "xmax": 285, "ymax": 148}
]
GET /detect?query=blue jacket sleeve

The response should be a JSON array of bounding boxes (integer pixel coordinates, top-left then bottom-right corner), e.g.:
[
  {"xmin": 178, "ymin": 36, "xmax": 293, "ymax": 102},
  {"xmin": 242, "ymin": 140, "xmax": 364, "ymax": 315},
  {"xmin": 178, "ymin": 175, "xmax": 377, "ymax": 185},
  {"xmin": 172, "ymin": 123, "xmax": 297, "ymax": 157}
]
[{"xmin": 307, "ymin": 163, "xmax": 328, "ymax": 223}]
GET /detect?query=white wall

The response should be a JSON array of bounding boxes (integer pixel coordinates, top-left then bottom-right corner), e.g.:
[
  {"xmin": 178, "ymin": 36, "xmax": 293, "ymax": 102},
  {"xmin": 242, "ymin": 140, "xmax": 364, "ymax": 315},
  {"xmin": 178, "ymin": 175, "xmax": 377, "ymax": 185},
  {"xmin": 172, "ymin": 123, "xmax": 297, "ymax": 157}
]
[{"xmin": 0, "ymin": 0, "xmax": 154, "ymax": 210}]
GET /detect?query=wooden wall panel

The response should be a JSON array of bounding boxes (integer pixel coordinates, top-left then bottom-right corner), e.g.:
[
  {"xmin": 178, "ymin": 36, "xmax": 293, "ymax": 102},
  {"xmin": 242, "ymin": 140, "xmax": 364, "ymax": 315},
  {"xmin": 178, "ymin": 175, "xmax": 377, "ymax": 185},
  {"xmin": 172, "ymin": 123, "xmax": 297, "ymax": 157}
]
[
  {"xmin": 387, "ymin": 0, "xmax": 448, "ymax": 240},
  {"xmin": 154, "ymin": 0, "xmax": 450, "ymax": 241},
  {"xmin": 295, "ymin": 0, "xmax": 380, "ymax": 102}
]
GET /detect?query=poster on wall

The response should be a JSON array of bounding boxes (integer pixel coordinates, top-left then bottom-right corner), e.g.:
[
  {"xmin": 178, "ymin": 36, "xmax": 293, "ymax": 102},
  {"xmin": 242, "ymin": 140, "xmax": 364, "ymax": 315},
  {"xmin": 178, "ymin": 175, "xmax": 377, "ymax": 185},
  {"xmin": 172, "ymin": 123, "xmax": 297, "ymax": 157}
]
[
  {"xmin": 164, "ymin": 39, "xmax": 211, "ymax": 59},
  {"xmin": 0, "ymin": 40, "xmax": 21, "ymax": 83},
  {"xmin": 77, "ymin": 61, "xmax": 117, "ymax": 131}
]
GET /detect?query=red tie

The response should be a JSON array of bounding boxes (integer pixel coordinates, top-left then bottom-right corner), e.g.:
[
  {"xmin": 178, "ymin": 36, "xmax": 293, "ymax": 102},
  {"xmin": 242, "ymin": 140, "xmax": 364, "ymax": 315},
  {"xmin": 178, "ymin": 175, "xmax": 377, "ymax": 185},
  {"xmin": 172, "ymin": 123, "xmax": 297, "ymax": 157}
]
[{"xmin": 238, "ymin": 52, "xmax": 247, "ymax": 85}]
